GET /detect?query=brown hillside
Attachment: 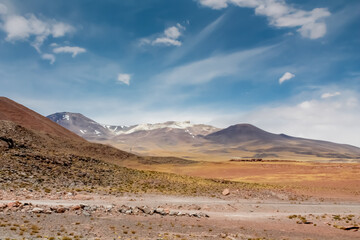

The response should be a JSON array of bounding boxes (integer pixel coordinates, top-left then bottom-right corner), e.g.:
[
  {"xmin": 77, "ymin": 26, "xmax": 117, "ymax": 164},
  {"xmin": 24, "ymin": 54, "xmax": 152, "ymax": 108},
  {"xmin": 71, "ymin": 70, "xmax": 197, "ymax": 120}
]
[
  {"xmin": 0, "ymin": 97, "xmax": 194, "ymax": 166},
  {"xmin": 0, "ymin": 97, "xmax": 83, "ymax": 141},
  {"xmin": 0, "ymin": 120, "xmax": 257, "ymax": 196}
]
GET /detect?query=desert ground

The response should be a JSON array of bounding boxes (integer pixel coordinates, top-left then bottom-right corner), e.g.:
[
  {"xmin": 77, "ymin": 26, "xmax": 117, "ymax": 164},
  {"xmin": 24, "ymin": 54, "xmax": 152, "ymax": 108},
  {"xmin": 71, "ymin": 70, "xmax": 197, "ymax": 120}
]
[
  {"xmin": 120, "ymin": 160, "xmax": 360, "ymax": 201},
  {"xmin": 1, "ymin": 99, "xmax": 360, "ymax": 239},
  {"xmin": 1, "ymin": 191, "xmax": 360, "ymax": 240}
]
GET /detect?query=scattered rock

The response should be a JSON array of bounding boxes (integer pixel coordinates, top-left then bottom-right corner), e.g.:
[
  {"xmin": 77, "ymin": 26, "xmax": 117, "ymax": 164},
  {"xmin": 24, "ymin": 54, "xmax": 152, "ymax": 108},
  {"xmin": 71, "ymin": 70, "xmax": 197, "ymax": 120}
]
[
  {"xmin": 32, "ymin": 207, "xmax": 44, "ymax": 213},
  {"xmin": 56, "ymin": 207, "xmax": 67, "ymax": 213},
  {"xmin": 80, "ymin": 204, "xmax": 89, "ymax": 209},
  {"xmin": 155, "ymin": 207, "xmax": 165, "ymax": 215},
  {"xmin": 7, "ymin": 201, "xmax": 21, "ymax": 208},
  {"xmin": 198, "ymin": 212, "xmax": 209, "ymax": 218},
  {"xmin": 44, "ymin": 210, "xmax": 52, "ymax": 214},
  {"xmin": 219, "ymin": 233, "xmax": 227, "ymax": 238},
  {"xmin": 105, "ymin": 205, "xmax": 113, "ymax": 212},
  {"xmin": 83, "ymin": 211, "xmax": 91, "ymax": 217},
  {"xmin": 72, "ymin": 205, "xmax": 81, "ymax": 211},
  {"xmin": 139, "ymin": 206, "xmax": 153, "ymax": 215},
  {"xmin": 222, "ymin": 189, "xmax": 230, "ymax": 196},
  {"xmin": 169, "ymin": 210, "xmax": 179, "ymax": 216},
  {"xmin": 341, "ymin": 226, "xmax": 359, "ymax": 231}
]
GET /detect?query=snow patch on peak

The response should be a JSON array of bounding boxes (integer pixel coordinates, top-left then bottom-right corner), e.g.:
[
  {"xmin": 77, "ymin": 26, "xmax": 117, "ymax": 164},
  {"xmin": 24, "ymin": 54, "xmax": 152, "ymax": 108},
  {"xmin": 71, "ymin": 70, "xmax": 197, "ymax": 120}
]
[
  {"xmin": 63, "ymin": 114, "xmax": 70, "ymax": 121},
  {"xmin": 102, "ymin": 124, "xmax": 130, "ymax": 134},
  {"xmin": 185, "ymin": 129, "xmax": 195, "ymax": 138},
  {"xmin": 119, "ymin": 121, "xmax": 194, "ymax": 135},
  {"xmin": 79, "ymin": 129, "xmax": 87, "ymax": 134}
]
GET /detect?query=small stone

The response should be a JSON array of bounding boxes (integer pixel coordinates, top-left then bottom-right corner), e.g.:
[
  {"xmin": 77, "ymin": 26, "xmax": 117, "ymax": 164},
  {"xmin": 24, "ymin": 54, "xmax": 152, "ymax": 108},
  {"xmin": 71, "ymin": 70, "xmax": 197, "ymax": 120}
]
[
  {"xmin": 222, "ymin": 189, "xmax": 230, "ymax": 196},
  {"xmin": 56, "ymin": 207, "xmax": 67, "ymax": 213},
  {"xmin": 198, "ymin": 212, "xmax": 209, "ymax": 218},
  {"xmin": 80, "ymin": 204, "xmax": 88, "ymax": 209},
  {"xmin": 83, "ymin": 211, "xmax": 91, "ymax": 217},
  {"xmin": 220, "ymin": 233, "xmax": 227, "ymax": 238},
  {"xmin": 72, "ymin": 205, "xmax": 81, "ymax": 211},
  {"xmin": 7, "ymin": 201, "xmax": 21, "ymax": 208},
  {"xmin": 44, "ymin": 210, "xmax": 52, "ymax": 214},
  {"xmin": 105, "ymin": 205, "xmax": 113, "ymax": 212},
  {"xmin": 169, "ymin": 210, "xmax": 179, "ymax": 216},
  {"xmin": 177, "ymin": 211, "xmax": 187, "ymax": 216},
  {"xmin": 32, "ymin": 207, "xmax": 44, "ymax": 213},
  {"xmin": 155, "ymin": 208, "xmax": 165, "ymax": 215}
]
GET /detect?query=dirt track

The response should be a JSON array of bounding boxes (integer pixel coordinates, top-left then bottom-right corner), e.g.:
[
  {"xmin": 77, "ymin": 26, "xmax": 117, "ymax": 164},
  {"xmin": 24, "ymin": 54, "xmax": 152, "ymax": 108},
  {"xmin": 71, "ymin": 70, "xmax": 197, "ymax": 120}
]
[{"xmin": 1, "ymin": 193, "xmax": 359, "ymax": 239}]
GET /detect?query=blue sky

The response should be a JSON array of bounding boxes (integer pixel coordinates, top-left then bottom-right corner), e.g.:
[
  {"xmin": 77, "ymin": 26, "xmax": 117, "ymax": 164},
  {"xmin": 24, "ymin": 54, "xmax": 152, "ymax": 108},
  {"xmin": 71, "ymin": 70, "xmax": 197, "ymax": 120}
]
[{"xmin": 0, "ymin": 0, "xmax": 360, "ymax": 146}]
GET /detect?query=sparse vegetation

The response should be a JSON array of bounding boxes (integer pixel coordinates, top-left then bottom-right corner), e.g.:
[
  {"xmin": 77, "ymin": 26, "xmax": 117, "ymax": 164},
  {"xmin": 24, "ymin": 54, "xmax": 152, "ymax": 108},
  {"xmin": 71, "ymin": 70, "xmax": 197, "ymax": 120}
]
[{"xmin": 0, "ymin": 120, "xmax": 266, "ymax": 197}]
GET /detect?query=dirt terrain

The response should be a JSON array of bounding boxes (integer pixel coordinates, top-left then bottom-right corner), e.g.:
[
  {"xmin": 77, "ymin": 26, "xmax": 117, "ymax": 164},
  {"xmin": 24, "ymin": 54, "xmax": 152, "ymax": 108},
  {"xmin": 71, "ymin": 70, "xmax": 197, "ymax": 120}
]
[
  {"xmin": 1, "ymin": 98, "xmax": 360, "ymax": 239},
  {"xmin": 121, "ymin": 160, "xmax": 360, "ymax": 202},
  {"xmin": 0, "ymin": 193, "xmax": 359, "ymax": 239}
]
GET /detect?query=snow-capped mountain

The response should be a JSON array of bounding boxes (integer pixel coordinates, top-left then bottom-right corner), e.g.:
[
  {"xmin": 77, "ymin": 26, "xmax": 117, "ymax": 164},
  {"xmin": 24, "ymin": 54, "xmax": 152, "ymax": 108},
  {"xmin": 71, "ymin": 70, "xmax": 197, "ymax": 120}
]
[
  {"xmin": 47, "ymin": 112, "xmax": 113, "ymax": 139},
  {"xmin": 47, "ymin": 112, "xmax": 360, "ymax": 162},
  {"xmin": 111, "ymin": 121, "xmax": 219, "ymax": 136},
  {"xmin": 47, "ymin": 112, "xmax": 219, "ymax": 141}
]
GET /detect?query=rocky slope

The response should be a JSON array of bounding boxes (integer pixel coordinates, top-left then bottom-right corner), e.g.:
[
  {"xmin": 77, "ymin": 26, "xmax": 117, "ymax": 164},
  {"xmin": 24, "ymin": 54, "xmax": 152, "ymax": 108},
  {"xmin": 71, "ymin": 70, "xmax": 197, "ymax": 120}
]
[
  {"xmin": 0, "ymin": 97, "xmax": 83, "ymax": 141},
  {"xmin": 0, "ymin": 119, "xmax": 257, "ymax": 196}
]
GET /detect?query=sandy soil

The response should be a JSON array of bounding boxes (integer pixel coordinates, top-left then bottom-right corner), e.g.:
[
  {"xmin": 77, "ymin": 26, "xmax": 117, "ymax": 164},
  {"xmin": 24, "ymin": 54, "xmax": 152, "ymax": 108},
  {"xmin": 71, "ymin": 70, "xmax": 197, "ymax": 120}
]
[
  {"xmin": 1, "ymin": 193, "xmax": 359, "ymax": 239},
  {"xmin": 122, "ymin": 161, "xmax": 360, "ymax": 202}
]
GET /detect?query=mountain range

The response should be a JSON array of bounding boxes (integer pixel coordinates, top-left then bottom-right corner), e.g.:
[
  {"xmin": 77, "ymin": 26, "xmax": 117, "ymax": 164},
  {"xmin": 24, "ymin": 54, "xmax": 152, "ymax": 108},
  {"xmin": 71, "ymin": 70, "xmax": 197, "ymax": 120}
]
[{"xmin": 47, "ymin": 111, "xmax": 360, "ymax": 162}]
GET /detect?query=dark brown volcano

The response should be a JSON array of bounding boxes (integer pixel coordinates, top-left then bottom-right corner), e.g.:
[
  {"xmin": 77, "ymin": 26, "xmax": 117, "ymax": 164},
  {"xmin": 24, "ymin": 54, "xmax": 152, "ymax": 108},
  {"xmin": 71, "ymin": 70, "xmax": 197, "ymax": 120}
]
[{"xmin": 204, "ymin": 124, "xmax": 286, "ymax": 144}]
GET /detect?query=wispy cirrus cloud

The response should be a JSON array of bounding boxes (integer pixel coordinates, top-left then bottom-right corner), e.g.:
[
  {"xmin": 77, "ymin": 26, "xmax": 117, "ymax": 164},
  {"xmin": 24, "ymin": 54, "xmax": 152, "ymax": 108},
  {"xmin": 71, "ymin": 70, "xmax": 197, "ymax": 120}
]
[
  {"xmin": 155, "ymin": 45, "xmax": 273, "ymax": 86},
  {"xmin": 321, "ymin": 91, "xmax": 341, "ymax": 99},
  {"xmin": 166, "ymin": 14, "xmax": 227, "ymax": 64},
  {"xmin": 197, "ymin": 0, "xmax": 331, "ymax": 39}
]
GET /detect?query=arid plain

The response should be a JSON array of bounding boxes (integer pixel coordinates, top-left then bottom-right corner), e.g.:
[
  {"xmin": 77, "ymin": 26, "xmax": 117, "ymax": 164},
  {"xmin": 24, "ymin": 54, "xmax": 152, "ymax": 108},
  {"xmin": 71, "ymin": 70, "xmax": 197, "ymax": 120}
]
[{"xmin": 1, "ymin": 97, "xmax": 360, "ymax": 239}]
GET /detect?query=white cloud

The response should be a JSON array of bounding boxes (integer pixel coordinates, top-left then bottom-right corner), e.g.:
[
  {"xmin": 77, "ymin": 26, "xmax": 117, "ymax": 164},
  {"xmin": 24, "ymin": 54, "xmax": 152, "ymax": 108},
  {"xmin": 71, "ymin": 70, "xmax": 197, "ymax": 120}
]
[
  {"xmin": 321, "ymin": 91, "xmax": 341, "ymax": 99},
  {"xmin": 117, "ymin": 73, "xmax": 131, "ymax": 85},
  {"xmin": 53, "ymin": 46, "xmax": 86, "ymax": 57},
  {"xmin": 41, "ymin": 53, "xmax": 55, "ymax": 64},
  {"xmin": 279, "ymin": 72, "xmax": 295, "ymax": 84},
  {"xmin": 152, "ymin": 37, "xmax": 182, "ymax": 46},
  {"xmin": 0, "ymin": 9, "xmax": 74, "ymax": 52},
  {"xmin": 141, "ymin": 24, "xmax": 185, "ymax": 47},
  {"xmin": 197, "ymin": 0, "xmax": 331, "ymax": 39},
  {"xmin": 164, "ymin": 26, "xmax": 182, "ymax": 39}
]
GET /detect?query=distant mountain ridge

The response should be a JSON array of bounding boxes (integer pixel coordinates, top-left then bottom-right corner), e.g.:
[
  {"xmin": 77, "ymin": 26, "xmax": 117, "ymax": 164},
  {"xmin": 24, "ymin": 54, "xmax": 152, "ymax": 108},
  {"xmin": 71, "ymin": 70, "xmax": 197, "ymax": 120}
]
[
  {"xmin": 47, "ymin": 112, "xmax": 360, "ymax": 162},
  {"xmin": 47, "ymin": 112, "xmax": 220, "ymax": 140},
  {"xmin": 204, "ymin": 124, "xmax": 286, "ymax": 144}
]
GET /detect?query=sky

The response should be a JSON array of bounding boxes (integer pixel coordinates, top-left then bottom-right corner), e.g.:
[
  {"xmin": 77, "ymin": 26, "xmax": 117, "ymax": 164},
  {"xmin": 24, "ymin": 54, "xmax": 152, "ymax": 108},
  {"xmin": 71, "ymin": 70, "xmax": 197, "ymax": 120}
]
[{"xmin": 0, "ymin": 0, "xmax": 360, "ymax": 147}]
